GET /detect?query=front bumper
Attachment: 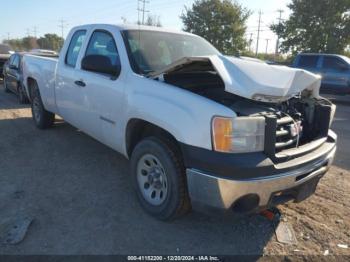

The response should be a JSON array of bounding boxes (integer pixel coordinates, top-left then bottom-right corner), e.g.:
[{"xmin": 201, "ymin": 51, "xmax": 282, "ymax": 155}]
[{"xmin": 184, "ymin": 131, "xmax": 337, "ymax": 213}]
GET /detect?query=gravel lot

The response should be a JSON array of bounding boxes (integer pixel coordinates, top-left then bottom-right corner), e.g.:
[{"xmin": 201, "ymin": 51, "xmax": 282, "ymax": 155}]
[{"xmin": 0, "ymin": 83, "xmax": 349, "ymax": 256}]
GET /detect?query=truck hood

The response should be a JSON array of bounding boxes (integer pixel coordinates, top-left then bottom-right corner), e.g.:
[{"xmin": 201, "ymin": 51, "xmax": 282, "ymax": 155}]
[{"xmin": 150, "ymin": 55, "xmax": 321, "ymax": 103}]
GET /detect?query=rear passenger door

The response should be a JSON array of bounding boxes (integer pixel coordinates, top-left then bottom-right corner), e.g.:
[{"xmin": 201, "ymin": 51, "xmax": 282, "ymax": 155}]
[
  {"xmin": 56, "ymin": 29, "xmax": 89, "ymax": 128},
  {"xmin": 320, "ymin": 56, "xmax": 350, "ymax": 94}
]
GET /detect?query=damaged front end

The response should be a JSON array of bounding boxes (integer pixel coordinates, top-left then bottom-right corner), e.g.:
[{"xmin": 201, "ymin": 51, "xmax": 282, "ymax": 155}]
[
  {"xmin": 151, "ymin": 55, "xmax": 336, "ymax": 160},
  {"xmin": 150, "ymin": 54, "xmax": 337, "ymax": 213},
  {"xmin": 149, "ymin": 55, "xmax": 322, "ymax": 103}
]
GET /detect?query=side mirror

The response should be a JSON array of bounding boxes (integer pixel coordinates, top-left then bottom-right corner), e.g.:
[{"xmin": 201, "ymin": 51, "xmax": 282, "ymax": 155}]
[{"xmin": 81, "ymin": 55, "xmax": 121, "ymax": 77}]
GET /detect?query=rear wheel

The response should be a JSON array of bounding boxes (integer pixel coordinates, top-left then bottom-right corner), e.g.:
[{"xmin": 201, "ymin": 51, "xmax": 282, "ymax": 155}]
[
  {"xmin": 31, "ymin": 81, "xmax": 55, "ymax": 129},
  {"xmin": 130, "ymin": 137, "xmax": 191, "ymax": 220}
]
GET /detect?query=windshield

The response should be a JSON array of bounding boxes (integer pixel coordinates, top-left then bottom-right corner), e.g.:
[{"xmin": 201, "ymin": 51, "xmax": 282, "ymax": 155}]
[{"xmin": 122, "ymin": 30, "xmax": 220, "ymax": 74}]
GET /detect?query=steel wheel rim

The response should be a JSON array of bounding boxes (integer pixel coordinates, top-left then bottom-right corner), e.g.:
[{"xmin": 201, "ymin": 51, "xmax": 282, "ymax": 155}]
[
  {"xmin": 32, "ymin": 97, "xmax": 41, "ymax": 122},
  {"xmin": 136, "ymin": 154, "xmax": 168, "ymax": 206}
]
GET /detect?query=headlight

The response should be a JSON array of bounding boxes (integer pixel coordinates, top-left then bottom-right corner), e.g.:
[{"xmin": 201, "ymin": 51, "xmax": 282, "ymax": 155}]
[{"xmin": 212, "ymin": 116, "xmax": 265, "ymax": 153}]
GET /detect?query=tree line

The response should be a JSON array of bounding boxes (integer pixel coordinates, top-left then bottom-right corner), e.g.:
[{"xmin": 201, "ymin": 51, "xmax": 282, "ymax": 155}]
[
  {"xmin": 3, "ymin": 0, "xmax": 349, "ymax": 58},
  {"xmin": 2, "ymin": 34, "xmax": 64, "ymax": 52},
  {"xmin": 181, "ymin": 0, "xmax": 349, "ymax": 57}
]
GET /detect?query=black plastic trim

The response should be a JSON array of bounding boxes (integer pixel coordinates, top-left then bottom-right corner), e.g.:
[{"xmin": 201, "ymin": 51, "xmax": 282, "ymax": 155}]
[{"xmin": 180, "ymin": 133, "xmax": 336, "ymax": 180}]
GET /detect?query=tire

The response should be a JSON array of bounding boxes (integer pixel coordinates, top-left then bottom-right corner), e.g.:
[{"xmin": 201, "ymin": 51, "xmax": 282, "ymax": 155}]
[
  {"xmin": 3, "ymin": 76, "xmax": 10, "ymax": 93},
  {"xmin": 130, "ymin": 137, "xmax": 191, "ymax": 221},
  {"xmin": 31, "ymin": 81, "xmax": 55, "ymax": 129},
  {"xmin": 18, "ymin": 84, "xmax": 29, "ymax": 104}
]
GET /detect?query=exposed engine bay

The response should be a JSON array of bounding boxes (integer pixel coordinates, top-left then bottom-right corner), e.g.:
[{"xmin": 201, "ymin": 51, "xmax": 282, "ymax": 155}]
[{"xmin": 156, "ymin": 69, "xmax": 334, "ymax": 159}]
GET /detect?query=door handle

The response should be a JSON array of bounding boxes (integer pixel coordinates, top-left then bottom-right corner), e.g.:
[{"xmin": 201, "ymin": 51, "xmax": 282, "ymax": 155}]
[{"xmin": 74, "ymin": 80, "xmax": 86, "ymax": 87}]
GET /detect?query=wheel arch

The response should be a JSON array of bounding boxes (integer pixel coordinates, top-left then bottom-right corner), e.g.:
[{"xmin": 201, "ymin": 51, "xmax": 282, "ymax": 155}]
[
  {"xmin": 125, "ymin": 118, "xmax": 183, "ymax": 159},
  {"xmin": 26, "ymin": 77, "xmax": 37, "ymax": 101}
]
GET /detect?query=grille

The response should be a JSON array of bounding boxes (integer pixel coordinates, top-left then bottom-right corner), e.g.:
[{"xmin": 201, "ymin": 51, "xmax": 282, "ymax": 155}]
[{"xmin": 275, "ymin": 116, "xmax": 300, "ymax": 152}]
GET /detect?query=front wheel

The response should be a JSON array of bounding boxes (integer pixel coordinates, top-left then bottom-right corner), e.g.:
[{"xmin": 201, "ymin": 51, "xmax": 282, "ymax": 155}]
[
  {"xmin": 130, "ymin": 137, "xmax": 191, "ymax": 221},
  {"xmin": 31, "ymin": 82, "xmax": 55, "ymax": 129}
]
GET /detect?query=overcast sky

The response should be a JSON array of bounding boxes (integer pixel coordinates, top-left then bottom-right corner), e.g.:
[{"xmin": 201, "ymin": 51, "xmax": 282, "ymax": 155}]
[{"xmin": 0, "ymin": 0, "xmax": 291, "ymax": 53}]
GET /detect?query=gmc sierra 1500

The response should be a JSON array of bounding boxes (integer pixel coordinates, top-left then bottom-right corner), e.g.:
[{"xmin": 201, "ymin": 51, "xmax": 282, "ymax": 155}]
[{"xmin": 22, "ymin": 24, "xmax": 337, "ymax": 220}]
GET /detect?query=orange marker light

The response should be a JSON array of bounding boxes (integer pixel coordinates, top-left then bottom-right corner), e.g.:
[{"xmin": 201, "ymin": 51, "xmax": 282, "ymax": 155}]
[{"xmin": 212, "ymin": 117, "xmax": 233, "ymax": 152}]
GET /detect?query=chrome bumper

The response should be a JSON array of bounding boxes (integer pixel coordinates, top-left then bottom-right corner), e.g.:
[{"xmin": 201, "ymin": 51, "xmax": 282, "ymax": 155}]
[{"xmin": 186, "ymin": 147, "xmax": 336, "ymax": 211}]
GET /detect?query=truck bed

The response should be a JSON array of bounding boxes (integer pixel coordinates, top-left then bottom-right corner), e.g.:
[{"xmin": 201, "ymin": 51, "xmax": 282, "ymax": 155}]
[{"xmin": 22, "ymin": 54, "xmax": 58, "ymax": 113}]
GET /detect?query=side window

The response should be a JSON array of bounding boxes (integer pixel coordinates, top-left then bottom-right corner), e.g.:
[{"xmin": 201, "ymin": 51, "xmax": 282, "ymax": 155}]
[
  {"xmin": 12, "ymin": 55, "xmax": 20, "ymax": 69},
  {"xmin": 298, "ymin": 55, "xmax": 319, "ymax": 68},
  {"xmin": 323, "ymin": 57, "xmax": 348, "ymax": 71},
  {"xmin": 65, "ymin": 30, "xmax": 86, "ymax": 67},
  {"xmin": 9, "ymin": 55, "xmax": 15, "ymax": 65},
  {"xmin": 85, "ymin": 31, "xmax": 120, "ymax": 68}
]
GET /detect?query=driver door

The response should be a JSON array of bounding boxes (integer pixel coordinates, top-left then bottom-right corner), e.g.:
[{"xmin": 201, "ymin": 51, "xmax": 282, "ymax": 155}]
[{"xmin": 6, "ymin": 54, "xmax": 20, "ymax": 93}]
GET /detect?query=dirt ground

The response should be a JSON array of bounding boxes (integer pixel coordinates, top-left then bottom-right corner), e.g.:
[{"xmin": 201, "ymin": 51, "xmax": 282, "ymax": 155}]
[
  {"xmin": 0, "ymin": 84, "xmax": 349, "ymax": 257},
  {"xmin": 265, "ymin": 166, "xmax": 350, "ymax": 256}
]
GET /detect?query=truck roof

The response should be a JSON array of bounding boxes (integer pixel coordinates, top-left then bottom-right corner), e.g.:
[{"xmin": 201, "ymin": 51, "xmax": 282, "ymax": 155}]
[
  {"xmin": 297, "ymin": 53, "xmax": 350, "ymax": 63},
  {"xmin": 71, "ymin": 23, "xmax": 195, "ymax": 36}
]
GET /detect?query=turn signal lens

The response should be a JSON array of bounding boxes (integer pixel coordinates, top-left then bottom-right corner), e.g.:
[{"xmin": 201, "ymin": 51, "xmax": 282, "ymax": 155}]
[
  {"xmin": 212, "ymin": 117, "xmax": 233, "ymax": 152},
  {"xmin": 212, "ymin": 116, "xmax": 266, "ymax": 153}
]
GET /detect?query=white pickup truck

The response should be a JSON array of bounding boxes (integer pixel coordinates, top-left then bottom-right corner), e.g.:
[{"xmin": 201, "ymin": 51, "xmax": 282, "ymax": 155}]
[{"xmin": 22, "ymin": 24, "xmax": 337, "ymax": 220}]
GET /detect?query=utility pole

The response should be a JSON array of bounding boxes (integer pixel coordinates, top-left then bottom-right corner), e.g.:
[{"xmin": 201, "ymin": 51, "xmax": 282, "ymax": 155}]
[
  {"xmin": 137, "ymin": 0, "xmax": 149, "ymax": 25},
  {"xmin": 59, "ymin": 19, "xmax": 68, "ymax": 39},
  {"xmin": 33, "ymin": 26, "xmax": 38, "ymax": 38},
  {"xmin": 26, "ymin": 28, "xmax": 31, "ymax": 37},
  {"xmin": 7, "ymin": 32, "xmax": 10, "ymax": 41},
  {"xmin": 275, "ymin": 9, "xmax": 284, "ymax": 56},
  {"xmin": 249, "ymin": 33, "xmax": 253, "ymax": 53},
  {"xmin": 255, "ymin": 10, "xmax": 263, "ymax": 56},
  {"xmin": 137, "ymin": 0, "xmax": 140, "ymax": 24},
  {"xmin": 265, "ymin": 39, "xmax": 270, "ymax": 54}
]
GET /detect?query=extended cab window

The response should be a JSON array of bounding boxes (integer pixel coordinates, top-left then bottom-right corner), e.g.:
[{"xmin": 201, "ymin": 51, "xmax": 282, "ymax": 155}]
[
  {"xmin": 8, "ymin": 54, "xmax": 15, "ymax": 65},
  {"xmin": 85, "ymin": 31, "xmax": 120, "ymax": 68},
  {"xmin": 298, "ymin": 55, "xmax": 319, "ymax": 68},
  {"xmin": 323, "ymin": 56, "xmax": 348, "ymax": 71},
  {"xmin": 12, "ymin": 55, "xmax": 20, "ymax": 69},
  {"xmin": 65, "ymin": 30, "xmax": 86, "ymax": 67}
]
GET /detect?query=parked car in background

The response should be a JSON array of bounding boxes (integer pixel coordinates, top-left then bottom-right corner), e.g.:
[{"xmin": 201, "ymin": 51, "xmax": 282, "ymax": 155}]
[
  {"xmin": 3, "ymin": 52, "xmax": 29, "ymax": 103},
  {"xmin": 3, "ymin": 50, "xmax": 59, "ymax": 104},
  {"xmin": 0, "ymin": 44, "xmax": 13, "ymax": 78},
  {"xmin": 293, "ymin": 53, "xmax": 350, "ymax": 95},
  {"xmin": 30, "ymin": 49, "xmax": 59, "ymax": 57}
]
